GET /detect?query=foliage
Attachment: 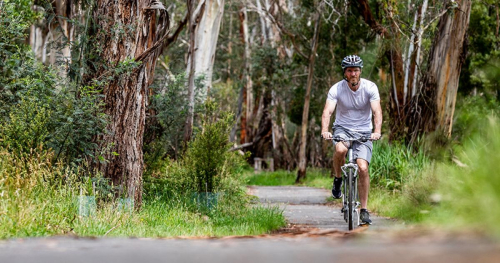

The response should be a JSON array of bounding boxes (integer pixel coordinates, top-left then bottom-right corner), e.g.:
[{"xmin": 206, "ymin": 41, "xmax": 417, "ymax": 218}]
[
  {"xmin": 145, "ymin": 72, "xmax": 207, "ymax": 163},
  {"xmin": 370, "ymin": 139, "xmax": 430, "ymax": 191},
  {"xmin": 452, "ymin": 95, "xmax": 500, "ymax": 142},
  {"xmin": 0, "ymin": 1, "xmax": 107, "ymax": 165},
  {"xmin": 49, "ymin": 85, "xmax": 108, "ymax": 163},
  {"xmin": 0, "ymin": 97, "xmax": 51, "ymax": 157},
  {"xmin": 145, "ymin": 99, "xmax": 252, "ymax": 213},
  {"xmin": 0, "ymin": 146, "xmax": 285, "ymax": 239},
  {"xmin": 184, "ymin": 100, "xmax": 235, "ymax": 193},
  {"xmin": 427, "ymin": 116, "xmax": 500, "ymax": 236},
  {"xmin": 0, "ymin": 0, "xmax": 54, "ymax": 119},
  {"xmin": 459, "ymin": 0, "xmax": 500, "ymax": 95},
  {"xmin": 145, "ymin": 73, "xmax": 189, "ymax": 161}
]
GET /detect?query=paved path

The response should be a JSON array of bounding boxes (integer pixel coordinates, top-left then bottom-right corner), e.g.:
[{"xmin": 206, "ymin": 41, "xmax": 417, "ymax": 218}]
[
  {"xmin": 1, "ymin": 235, "xmax": 500, "ymax": 263},
  {"xmin": 1, "ymin": 186, "xmax": 500, "ymax": 263},
  {"xmin": 247, "ymin": 186, "xmax": 399, "ymax": 232}
]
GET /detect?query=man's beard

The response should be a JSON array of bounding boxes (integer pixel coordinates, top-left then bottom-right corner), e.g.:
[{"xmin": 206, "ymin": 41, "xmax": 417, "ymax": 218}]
[{"xmin": 348, "ymin": 76, "xmax": 360, "ymax": 87}]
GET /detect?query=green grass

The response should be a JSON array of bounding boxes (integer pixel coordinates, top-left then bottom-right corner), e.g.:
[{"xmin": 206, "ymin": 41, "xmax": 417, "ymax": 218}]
[
  {"xmin": 370, "ymin": 116, "xmax": 500, "ymax": 238},
  {"xmin": 69, "ymin": 200, "xmax": 285, "ymax": 238},
  {"xmin": 246, "ymin": 168, "xmax": 332, "ymax": 189},
  {"xmin": 0, "ymin": 194, "xmax": 285, "ymax": 239},
  {"xmin": 0, "ymin": 149, "xmax": 286, "ymax": 239},
  {"xmin": 423, "ymin": 117, "xmax": 500, "ymax": 236}
]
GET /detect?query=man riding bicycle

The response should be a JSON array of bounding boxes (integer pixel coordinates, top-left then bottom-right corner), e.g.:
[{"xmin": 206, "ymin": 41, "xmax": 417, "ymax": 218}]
[{"xmin": 321, "ymin": 55, "xmax": 383, "ymax": 225}]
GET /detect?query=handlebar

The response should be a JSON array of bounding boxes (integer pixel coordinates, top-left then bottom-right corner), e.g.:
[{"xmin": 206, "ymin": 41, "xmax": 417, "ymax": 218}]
[{"xmin": 322, "ymin": 135, "xmax": 382, "ymax": 142}]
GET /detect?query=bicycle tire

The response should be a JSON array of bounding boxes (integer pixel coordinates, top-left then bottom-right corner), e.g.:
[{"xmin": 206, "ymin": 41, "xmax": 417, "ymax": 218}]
[{"xmin": 348, "ymin": 167, "xmax": 354, "ymax": 230}]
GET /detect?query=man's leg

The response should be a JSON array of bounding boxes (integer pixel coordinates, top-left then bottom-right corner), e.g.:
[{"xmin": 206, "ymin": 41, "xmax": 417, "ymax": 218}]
[
  {"xmin": 334, "ymin": 142, "xmax": 348, "ymax": 178},
  {"xmin": 331, "ymin": 142, "xmax": 348, "ymax": 198},
  {"xmin": 357, "ymin": 158, "xmax": 370, "ymax": 209},
  {"xmin": 357, "ymin": 158, "xmax": 372, "ymax": 224}
]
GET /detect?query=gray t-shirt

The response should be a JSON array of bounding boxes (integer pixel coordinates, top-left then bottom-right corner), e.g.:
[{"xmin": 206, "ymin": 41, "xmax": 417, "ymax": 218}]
[{"xmin": 327, "ymin": 78, "xmax": 380, "ymax": 131}]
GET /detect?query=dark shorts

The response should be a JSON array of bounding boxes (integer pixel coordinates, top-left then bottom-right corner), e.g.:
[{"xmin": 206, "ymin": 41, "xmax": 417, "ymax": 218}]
[{"xmin": 332, "ymin": 125, "xmax": 373, "ymax": 164}]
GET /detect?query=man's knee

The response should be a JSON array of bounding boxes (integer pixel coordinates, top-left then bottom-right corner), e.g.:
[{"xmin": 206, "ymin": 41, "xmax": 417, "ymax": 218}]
[
  {"xmin": 335, "ymin": 143, "xmax": 348, "ymax": 155},
  {"xmin": 357, "ymin": 160, "xmax": 369, "ymax": 174}
]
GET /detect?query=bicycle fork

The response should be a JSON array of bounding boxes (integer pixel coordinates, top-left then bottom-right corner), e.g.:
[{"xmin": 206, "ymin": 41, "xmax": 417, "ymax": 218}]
[{"xmin": 341, "ymin": 155, "xmax": 360, "ymax": 227}]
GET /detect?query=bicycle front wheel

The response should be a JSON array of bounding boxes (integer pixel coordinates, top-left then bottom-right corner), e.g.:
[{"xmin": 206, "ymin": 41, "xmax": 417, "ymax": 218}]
[{"xmin": 348, "ymin": 167, "xmax": 355, "ymax": 230}]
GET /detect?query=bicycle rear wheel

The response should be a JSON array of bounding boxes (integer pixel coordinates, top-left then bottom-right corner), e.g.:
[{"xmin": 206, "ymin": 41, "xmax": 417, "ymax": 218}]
[{"xmin": 348, "ymin": 167, "xmax": 355, "ymax": 230}]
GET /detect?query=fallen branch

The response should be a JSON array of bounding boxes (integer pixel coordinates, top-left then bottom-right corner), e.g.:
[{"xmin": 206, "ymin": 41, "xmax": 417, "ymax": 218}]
[{"xmin": 229, "ymin": 142, "xmax": 253, "ymax": 152}]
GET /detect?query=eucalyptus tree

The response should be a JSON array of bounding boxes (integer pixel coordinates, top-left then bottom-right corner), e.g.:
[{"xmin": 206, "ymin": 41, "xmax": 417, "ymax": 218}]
[
  {"xmin": 184, "ymin": 0, "xmax": 226, "ymax": 142},
  {"xmin": 408, "ymin": 0, "xmax": 472, "ymax": 140},
  {"xmin": 81, "ymin": 0, "xmax": 170, "ymax": 207},
  {"xmin": 352, "ymin": 0, "xmax": 472, "ymax": 143}
]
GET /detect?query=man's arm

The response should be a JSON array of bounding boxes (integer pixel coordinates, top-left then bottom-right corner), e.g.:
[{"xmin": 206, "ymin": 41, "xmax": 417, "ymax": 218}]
[
  {"xmin": 321, "ymin": 100, "xmax": 337, "ymax": 139},
  {"xmin": 370, "ymin": 100, "xmax": 382, "ymax": 140}
]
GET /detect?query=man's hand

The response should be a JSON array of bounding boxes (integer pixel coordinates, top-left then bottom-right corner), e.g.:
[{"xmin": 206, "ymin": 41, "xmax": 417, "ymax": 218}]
[
  {"xmin": 370, "ymin": 133, "xmax": 381, "ymax": 141},
  {"xmin": 321, "ymin": 131, "xmax": 333, "ymax": 140}
]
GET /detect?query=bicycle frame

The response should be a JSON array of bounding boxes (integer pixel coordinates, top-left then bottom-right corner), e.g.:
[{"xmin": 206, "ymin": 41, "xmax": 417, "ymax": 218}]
[
  {"xmin": 340, "ymin": 144, "xmax": 360, "ymax": 230},
  {"xmin": 333, "ymin": 136, "xmax": 368, "ymax": 230},
  {"xmin": 329, "ymin": 133, "xmax": 378, "ymax": 230}
]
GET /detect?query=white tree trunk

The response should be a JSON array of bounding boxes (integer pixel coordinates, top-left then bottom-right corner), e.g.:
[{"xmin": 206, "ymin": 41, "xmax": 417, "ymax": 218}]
[
  {"xmin": 29, "ymin": 1, "xmax": 78, "ymax": 77},
  {"xmin": 241, "ymin": 5, "xmax": 254, "ymax": 142},
  {"xmin": 412, "ymin": 0, "xmax": 428, "ymax": 97},
  {"xmin": 186, "ymin": 0, "xmax": 225, "ymax": 94},
  {"xmin": 255, "ymin": 0, "xmax": 268, "ymax": 44},
  {"xmin": 185, "ymin": 0, "xmax": 225, "ymax": 142},
  {"xmin": 403, "ymin": 8, "xmax": 419, "ymax": 104}
]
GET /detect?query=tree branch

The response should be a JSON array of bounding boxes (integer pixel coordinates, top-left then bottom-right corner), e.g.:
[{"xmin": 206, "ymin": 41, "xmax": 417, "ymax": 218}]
[
  {"xmin": 162, "ymin": 11, "xmax": 189, "ymax": 52},
  {"xmin": 351, "ymin": 0, "xmax": 387, "ymax": 36},
  {"xmin": 247, "ymin": 1, "xmax": 308, "ymax": 58}
]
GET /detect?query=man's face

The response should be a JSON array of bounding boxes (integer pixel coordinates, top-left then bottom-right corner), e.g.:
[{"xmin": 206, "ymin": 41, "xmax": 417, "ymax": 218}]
[{"xmin": 344, "ymin": 67, "xmax": 361, "ymax": 87}]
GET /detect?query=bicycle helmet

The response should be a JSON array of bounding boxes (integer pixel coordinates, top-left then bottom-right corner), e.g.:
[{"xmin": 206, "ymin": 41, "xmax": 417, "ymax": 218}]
[{"xmin": 341, "ymin": 55, "xmax": 363, "ymax": 71}]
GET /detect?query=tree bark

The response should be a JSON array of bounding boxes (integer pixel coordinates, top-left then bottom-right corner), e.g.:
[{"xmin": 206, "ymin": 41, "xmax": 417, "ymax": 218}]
[
  {"xmin": 296, "ymin": 11, "xmax": 321, "ymax": 183},
  {"xmin": 85, "ymin": 0, "xmax": 169, "ymax": 207},
  {"xmin": 186, "ymin": 0, "xmax": 225, "ymax": 93},
  {"xmin": 411, "ymin": 0, "xmax": 428, "ymax": 98},
  {"xmin": 409, "ymin": 0, "xmax": 471, "ymax": 140},
  {"xmin": 184, "ymin": 0, "xmax": 225, "ymax": 143},
  {"xmin": 239, "ymin": 4, "xmax": 254, "ymax": 144}
]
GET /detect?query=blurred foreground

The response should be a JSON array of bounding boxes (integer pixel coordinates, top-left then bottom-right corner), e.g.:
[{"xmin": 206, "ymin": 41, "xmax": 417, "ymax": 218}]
[{"xmin": 1, "ymin": 232, "xmax": 499, "ymax": 263}]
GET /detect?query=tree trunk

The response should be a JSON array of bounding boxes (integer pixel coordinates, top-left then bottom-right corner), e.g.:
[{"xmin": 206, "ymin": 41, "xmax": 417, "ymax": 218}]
[
  {"xmin": 184, "ymin": 0, "xmax": 225, "ymax": 143},
  {"xmin": 30, "ymin": 0, "xmax": 77, "ymax": 75},
  {"xmin": 272, "ymin": 97, "xmax": 295, "ymax": 170},
  {"xmin": 239, "ymin": 4, "xmax": 254, "ymax": 144},
  {"xmin": 411, "ymin": 0, "xmax": 428, "ymax": 98},
  {"xmin": 296, "ymin": 12, "xmax": 321, "ymax": 183},
  {"xmin": 85, "ymin": 0, "xmax": 169, "ymax": 207},
  {"xmin": 409, "ymin": 0, "xmax": 471, "ymax": 140},
  {"xmin": 184, "ymin": 0, "xmax": 199, "ymax": 143},
  {"xmin": 186, "ymin": 0, "xmax": 225, "ymax": 93}
]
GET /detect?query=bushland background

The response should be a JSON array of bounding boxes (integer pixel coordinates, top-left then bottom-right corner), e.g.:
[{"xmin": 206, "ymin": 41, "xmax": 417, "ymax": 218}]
[{"xmin": 1, "ymin": 0, "xmax": 500, "ymax": 238}]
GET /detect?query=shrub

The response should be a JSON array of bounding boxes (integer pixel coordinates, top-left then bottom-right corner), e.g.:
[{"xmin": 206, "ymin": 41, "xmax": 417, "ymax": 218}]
[
  {"xmin": 144, "ymin": 100, "xmax": 249, "ymax": 211},
  {"xmin": 184, "ymin": 100, "xmax": 234, "ymax": 193},
  {"xmin": 0, "ymin": 97, "xmax": 51, "ymax": 157},
  {"xmin": 0, "ymin": 1, "xmax": 107, "ymax": 165}
]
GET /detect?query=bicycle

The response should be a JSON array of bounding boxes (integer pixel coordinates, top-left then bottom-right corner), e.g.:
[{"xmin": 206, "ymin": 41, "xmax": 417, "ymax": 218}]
[{"xmin": 330, "ymin": 134, "xmax": 376, "ymax": 230}]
